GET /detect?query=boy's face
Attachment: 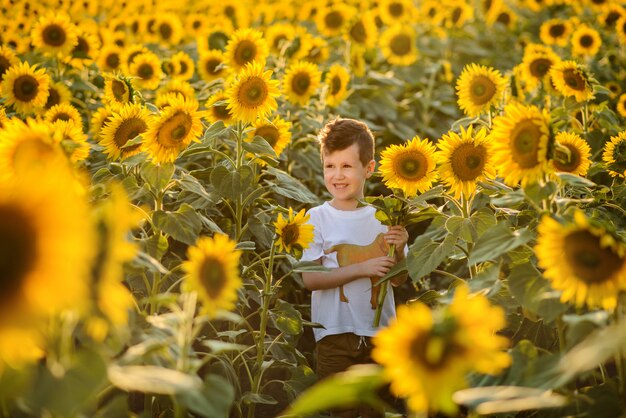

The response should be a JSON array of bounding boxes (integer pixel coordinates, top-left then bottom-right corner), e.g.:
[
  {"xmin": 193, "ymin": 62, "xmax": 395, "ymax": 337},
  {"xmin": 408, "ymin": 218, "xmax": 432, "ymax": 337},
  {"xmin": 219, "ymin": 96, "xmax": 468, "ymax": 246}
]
[{"xmin": 323, "ymin": 143, "xmax": 375, "ymax": 210}]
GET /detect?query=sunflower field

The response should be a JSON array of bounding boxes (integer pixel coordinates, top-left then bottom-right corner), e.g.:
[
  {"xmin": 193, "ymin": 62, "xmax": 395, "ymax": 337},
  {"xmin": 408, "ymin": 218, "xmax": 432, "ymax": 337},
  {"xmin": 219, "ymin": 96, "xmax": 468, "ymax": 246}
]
[{"xmin": 2, "ymin": 0, "xmax": 626, "ymax": 416}]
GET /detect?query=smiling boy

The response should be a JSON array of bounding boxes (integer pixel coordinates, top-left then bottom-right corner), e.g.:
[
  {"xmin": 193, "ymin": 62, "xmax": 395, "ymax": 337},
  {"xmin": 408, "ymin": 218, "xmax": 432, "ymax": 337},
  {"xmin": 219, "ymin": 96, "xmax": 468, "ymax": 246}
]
[{"xmin": 300, "ymin": 118, "xmax": 408, "ymax": 418}]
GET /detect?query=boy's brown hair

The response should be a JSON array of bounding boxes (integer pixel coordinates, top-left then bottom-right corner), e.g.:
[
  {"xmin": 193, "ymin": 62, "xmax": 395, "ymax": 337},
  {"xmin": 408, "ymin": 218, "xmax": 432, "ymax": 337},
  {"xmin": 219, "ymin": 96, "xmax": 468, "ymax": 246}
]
[{"xmin": 317, "ymin": 118, "xmax": 375, "ymax": 166}]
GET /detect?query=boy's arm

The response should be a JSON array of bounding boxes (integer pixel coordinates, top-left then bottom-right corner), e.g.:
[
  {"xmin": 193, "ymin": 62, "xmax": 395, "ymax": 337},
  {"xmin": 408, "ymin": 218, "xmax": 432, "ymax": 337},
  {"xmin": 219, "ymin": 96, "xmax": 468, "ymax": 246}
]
[{"xmin": 302, "ymin": 256, "xmax": 396, "ymax": 291}]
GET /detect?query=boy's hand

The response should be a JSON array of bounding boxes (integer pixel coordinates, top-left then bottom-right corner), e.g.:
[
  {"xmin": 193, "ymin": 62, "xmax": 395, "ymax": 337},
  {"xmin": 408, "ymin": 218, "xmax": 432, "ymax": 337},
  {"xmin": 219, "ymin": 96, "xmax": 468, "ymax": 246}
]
[
  {"xmin": 359, "ymin": 256, "xmax": 396, "ymax": 278},
  {"xmin": 384, "ymin": 225, "xmax": 409, "ymax": 252}
]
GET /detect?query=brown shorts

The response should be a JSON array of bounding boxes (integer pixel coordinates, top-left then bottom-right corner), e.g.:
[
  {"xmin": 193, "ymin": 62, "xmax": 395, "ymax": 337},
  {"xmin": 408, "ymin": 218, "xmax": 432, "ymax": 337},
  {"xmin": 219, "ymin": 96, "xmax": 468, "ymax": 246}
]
[{"xmin": 315, "ymin": 333, "xmax": 392, "ymax": 418}]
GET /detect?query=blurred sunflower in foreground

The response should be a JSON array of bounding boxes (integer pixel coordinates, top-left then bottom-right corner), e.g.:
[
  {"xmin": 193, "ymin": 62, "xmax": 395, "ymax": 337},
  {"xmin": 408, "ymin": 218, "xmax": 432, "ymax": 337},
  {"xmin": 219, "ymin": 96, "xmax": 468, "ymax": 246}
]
[
  {"xmin": 373, "ymin": 285, "xmax": 511, "ymax": 415},
  {"xmin": 536, "ymin": 211, "xmax": 626, "ymax": 311}
]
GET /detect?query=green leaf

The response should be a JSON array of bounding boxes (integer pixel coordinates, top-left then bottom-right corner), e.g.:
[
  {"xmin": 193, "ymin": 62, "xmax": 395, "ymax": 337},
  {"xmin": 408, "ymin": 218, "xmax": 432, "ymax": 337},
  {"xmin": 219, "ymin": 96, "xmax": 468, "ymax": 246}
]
[
  {"xmin": 469, "ymin": 224, "xmax": 533, "ymax": 265},
  {"xmin": 242, "ymin": 135, "xmax": 278, "ymax": 157},
  {"xmin": 264, "ymin": 166, "xmax": 319, "ymax": 204},
  {"xmin": 108, "ymin": 365, "xmax": 203, "ymax": 395},
  {"xmin": 210, "ymin": 165, "xmax": 254, "ymax": 200},
  {"xmin": 201, "ymin": 340, "xmax": 248, "ymax": 354},
  {"xmin": 452, "ymin": 386, "xmax": 568, "ymax": 414},
  {"xmin": 177, "ymin": 375, "xmax": 234, "ymax": 418},
  {"xmin": 271, "ymin": 299, "xmax": 303, "ymax": 336},
  {"xmin": 507, "ymin": 263, "xmax": 567, "ymax": 322},
  {"xmin": 140, "ymin": 161, "xmax": 175, "ymax": 191},
  {"xmin": 143, "ymin": 233, "xmax": 169, "ymax": 259},
  {"xmin": 407, "ymin": 232, "xmax": 459, "ymax": 280},
  {"xmin": 408, "ymin": 185, "xmax": 445, "ymax": 207},
  {"xmin": 282, "ymin": 364, "xmax": 386, "ymax": 417},
  {"xmin": 555, "ymin": 172, "xmax": 596, "ymax": 188},
  {"xmin": 242, "ymin": 392, "xmax": 278, "ymax": 405},
  {"xmin": 177, "ymin": 172, "xmax": 215, "ymax": 203},
  {"xmin": 291, "ymin": 261, "xmax": 331, "ymax": 273},
  {"xmin": 152, "ymin": 203, "xmax": 202, "ymax": 245}
]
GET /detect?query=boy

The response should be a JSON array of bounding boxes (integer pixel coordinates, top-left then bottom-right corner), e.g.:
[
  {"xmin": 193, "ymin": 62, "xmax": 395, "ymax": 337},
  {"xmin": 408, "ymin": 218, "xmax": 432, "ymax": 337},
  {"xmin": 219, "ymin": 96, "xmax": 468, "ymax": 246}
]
[{"xmin": 301, "ymin": 118, "xmax": 409, "ymax": 418}]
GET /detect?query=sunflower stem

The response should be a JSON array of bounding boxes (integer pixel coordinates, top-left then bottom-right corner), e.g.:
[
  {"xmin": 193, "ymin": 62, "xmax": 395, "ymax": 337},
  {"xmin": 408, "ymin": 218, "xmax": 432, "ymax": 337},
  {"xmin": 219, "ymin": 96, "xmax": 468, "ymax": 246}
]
[
  {"xmin": 234, "ymin": 121, "xmax": 245, "ymax": 241},
  {"xmin": 373, "ymin": 244, "xmax": 395, "ymax": 327}
]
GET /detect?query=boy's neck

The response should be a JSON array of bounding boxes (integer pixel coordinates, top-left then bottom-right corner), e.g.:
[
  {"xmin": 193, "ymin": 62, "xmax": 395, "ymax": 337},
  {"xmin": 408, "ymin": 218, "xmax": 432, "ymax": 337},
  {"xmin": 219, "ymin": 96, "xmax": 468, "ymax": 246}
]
[{"xmin": 329, "ymin": 198, "xmax": 360, "ymax": 211}]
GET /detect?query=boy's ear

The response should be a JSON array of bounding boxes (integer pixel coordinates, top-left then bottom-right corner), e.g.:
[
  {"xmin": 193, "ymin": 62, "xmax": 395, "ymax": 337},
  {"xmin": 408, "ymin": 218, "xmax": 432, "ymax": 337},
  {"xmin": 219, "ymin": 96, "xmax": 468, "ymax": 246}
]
[{"xmin": 366, "ymin": 160, "xmax": 375, "ymax": 177}]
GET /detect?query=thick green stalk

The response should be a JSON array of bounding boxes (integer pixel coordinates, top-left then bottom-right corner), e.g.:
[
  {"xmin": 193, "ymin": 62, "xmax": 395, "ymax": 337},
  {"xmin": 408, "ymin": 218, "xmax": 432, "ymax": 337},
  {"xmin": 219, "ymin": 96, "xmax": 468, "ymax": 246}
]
[{"xmin": 373, "ymin": 244, "xmax": 395, "ymax": 327}]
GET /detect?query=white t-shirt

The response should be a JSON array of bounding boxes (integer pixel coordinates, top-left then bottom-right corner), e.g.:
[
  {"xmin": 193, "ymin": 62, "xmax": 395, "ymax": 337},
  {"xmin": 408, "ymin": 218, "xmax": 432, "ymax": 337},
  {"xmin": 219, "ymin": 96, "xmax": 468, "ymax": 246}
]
[{"xmin": 301, "ymin": 202, "xmax": 397, "ymax": 342}]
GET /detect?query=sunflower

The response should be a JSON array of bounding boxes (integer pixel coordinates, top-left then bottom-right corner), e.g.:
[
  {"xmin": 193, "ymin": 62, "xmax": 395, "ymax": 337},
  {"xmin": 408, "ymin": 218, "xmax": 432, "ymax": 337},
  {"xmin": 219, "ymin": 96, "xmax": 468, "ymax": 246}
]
[
  {"xmin": 551, "ymin": 131, "xmax": 591, "ymax": 176},
  {"xmin": 315, "ymin": 3, "xmax": 355, "ymax": 37},
  {"xmin": 539, "ymin": 18, "xmax": 572, "ymax": 47},
  {"xmin": 435, "ymin": 125, "xmax": 495, "ymax": 199},
  {"xmin": 378, "ymin": 0, "xmax": 417, "ymax": 25},
  {"xmin": 99, "ymin": 103, "xmax": 152, "ymax": 160},
  {"xmin": 379, "ymin": 136, "xmax": 438, "ymax": 197},
  {"xmin": 265, "ymin": 22, "xmax": 296, "ymax": 54},
  {"xmin": 607, "ymin": 82, "xmax": 621, "ymax": 99},
  {"xmin": 170, "ymin": 51, "xmax": 195, "ymax": 80},
  {"xmin": 602, "ymin": 130, "xmax": 626, "ymax": 178},
  {"xmin": 52, "ymin": 119, "xmax": 90, "ymax": 163},
  {"xmin": 205, "ymin": 91, "xmax": 235, "ymax": 126},
  {"xmin": 485, "ymin": 5, "xmax": 517, "ymax": 29},
  {"xmin": 550, "ymin": 60, "xmax": 595, "ymax": 103},
  {"xmin": 490, "ymin": 103, "xmax": 551, "ymax": 187},
  {"xmin": 617, "ymin": 16, "xmax": 626, "ymax": 44},
  {"xmin": 0, "ymin": 118, "xmax": 65, "ymax": 181},
  {"xmin": 225, "ymin": 61, "xmax": 280, "ymax": 124},
  {"xmin": 247, "ymin": 115, "xmax": 292, "ymax": 158},
  {"xmin": 155, "ymin": 79, "xmax": 196, "ymax": 107},
  {"xmin": 350, "ymin": 45, "xmax": 367, "ymax": 78},
  {"xmin": 88, "ymin": 184, "xmax": 140, "ymax": 340},
  {"xmin": 301, "ymin": 36, "xmax": 330, "ymax": 65},
  {"xmin": 274, "ymin": 208, "xmax": 314, "ymax": 258},
  {"xmin": 283, "ymin": 60, "xmax": 322, "ymax": 106},
  {"xmin": 380, "ymin": 25, "xmax": 419, "ymax": 66},
  {"xmin": 129, "ymin": 51, "xmax": 162, "ymax": 90},
  {"xmin": 208, "ymin": 0, "xmax": 250, "ymax": 30},
  {"xmin": 44, "ymin": 81, "xmax": 72, "ymax": 110},
  {"xmin": 536, "ymin": 212, "xmax": 626, "ymax": 311},
  {"xmin": 121, "ymin": 44, "xmax": 149, "ymax": 72},
  {"xmin": 97, "ymin": 44, "xmax": 123, "ymax": 72},
  {"xmin": 0, "ymin": 107, "xmax": 8, "ymax": 130},
  {"xmin": 103, "ymin": 73, "xmax": 135, "ymax": 110},
  {"xmin": 154, "ymin": 13, "xmax": 183, "ymax": 46},
  {"xmin": 198, "ymin": 49, "xmax": 229, "ymax": 83},
  {"xmin": 324, "ymin": 64, "xmax": 351, "ymax": 108},
  {"xmin": 0, "ymin": 46, "xmax": 18, "ymax": 82},
  {"xmin": 598, "ymin": 5, "xmax": 626, "ymax": 29},
  {"xmin": 143, "ymin": 97, "xmax": 203, "ymax": 163},
  {"xmin": 90, "ymin": 106, "xmax": 114, "ymax": 142},
  {"xmin": 346, "ymin": 12, "xmax": 378, "ymax": 49},
  {"xmin": 44, "ymin": 103, "xmax": 82, "ymax": 126},
  {"xmin": 372, "ymin": 285, "xmax": 510, "ymax": 415},
  {"xmin": 182, "ymin": 234, "xmax": 242, "ymax": 318},
  {"xmin": 65, "ymin": 28, "xmax": 101, "ymax": 69},
  {"xmin": 520, "ymin": 44, "xmax": 562, "ymax": 92},
  {"xmin": 456, "ymin": 63, "xmax": 507, "ymax": 117},
  {"xmin": 616, "ymin": 93, "xmax": 626, "ymax": 118},
  {"xmin": 0, "ymin": 147, "xmax": 94, "ymax": 328},
  {"xmin": 224, "ymin": 27, "xmax": 269, "ymax": 72},
  {"xmin": 184, "ymin": 13, "xmax": 209, "ymax": 39},
  {"xmin": 0, "ymin": 327, "xmax": 44, "ymax": 372},
  {"xmin": 441, "ymin": 1, "xmax": 474, "ymax": 29},
  {"xmin": 30, "ymin": 12, "xmax": 78, "ymax": 57},
  {"xmin": 1, "ymin": 62, "xmax": 50, "ymax": 116},
  {"xmin": 196, "ymin": 19, "xmax": 233, "ymax": 53},
  {"xmin": 571, "ymin": 24, "xmax": 602, "ymax": 57}
]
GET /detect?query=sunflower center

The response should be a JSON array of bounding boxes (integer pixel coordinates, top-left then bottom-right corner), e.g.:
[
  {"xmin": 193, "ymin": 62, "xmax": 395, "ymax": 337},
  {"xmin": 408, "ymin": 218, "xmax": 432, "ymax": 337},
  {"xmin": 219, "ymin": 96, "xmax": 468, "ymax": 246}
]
[
  {"xmin": 451, "ymin": 143, "xmax": 486, "ymax": 181},
  {"xmin": 470, "ymin": 76, "xmax": 496, "ymax": 105},
  {"xmin": 114, "ymin": 117, "xmax": 147, "ymax": 151},
  {"xmin": 553, "ymin": 143, "xmax": 581, "ymax": 172},
  {"xmin": 390, "ymin": 34, "xmax": 411, "ymax": 56},
  {"xmin": 159, "ymin": 23, "xmax": 172, "ymax": 40},
  {"xmin": 179, "ymin": 61, "xmax": 188, "ymax": 74},
  {"xmin": 199, "ymin": 256, "xmax": 227, "ymax": 299},
  {"xmin": 13, "ymin": 75, "xmax": 39, "ymax": 102},
  {"xmin": 42, "ymin": 23, "xmax": 67, "ymax": 47},
  {"xmin": 451, "ymin": 7, "xmax": 463, "ymax": 24},
  {"xmin": 52, "ymin": 112, "xmax": 72, "ymax": 122},
  {"xmin": 205, "ymin": 58, "xmax": 222, "ymax": 74},
  {"xmin": 510, "ymin": 119, "xmax": 542, "ymax": 169},
  {"xmin": 331, "ymin": 76, "xmax": 342, "ymax": 95},
  {"xmin": 549, "ymin": 24, "xmax": 565, "ymax": 37},
  {"xmin": 213, "ymin": 104, "xmax": 231, "ymax": 120},
  {"xmin": 138, "ymin": 63, "xmax": 154, "ymax": 80},
  {"xmin": 73, "ymin": 36, "xmax": 89, "ymax": 57},
  {"xmin": 389, "ymin": 2, "xmax": 404, "ymax": 17},
  {"xmin": 0, "ymin": 204, "xmax": 37, "ymax": 305},
  {"xmin": 273, "ymin": 34, "xmax": 288, "ymax": 49},
  {"xmin": 292, "ymin": 72, "xmax": 311, "ymax": 96},
  {"xmin": 497, "ymin": 12, "xmax": 511, "ymax": 25},
  {"xmin": 529, "ymin": 58, "xmax": 552, "ymax": 78},
  {"xmin": 394, "ymin": 151, "xmax": 427, "ymax": 181},
  {"xmin": 158, "ymin": 111, "xmax": 192, "ymax": 147},
  {"xmin": 111, "ymin": 79, "xmax": 128, "ymax": 102},
  {"xmin": 325, "ymin": 11, "xmax": 344, "ymax": 29},
  {"xmin": 579, "ymin": 34, "xmax": 594, "ymax": 48},
  {"xmin": 239, "ymin": 76, "xmax": 269, "ymax": 107},
  {"xmin": 255, "ymin": 125, "xmax": 279, "ymax": 147},
  {"xmin": 350, "ymin": 21, "xmax": 367, "ymax": 43},
  {"xmin": 564, "ymin": 230, "xmax": 624, "ymax": 284},
  {"xmin": 106, "ymin": 52, "xmax": 120, "ymax": 69},
  {"xmin": 281, "ymin": 224, "xmax": 300, "ymax": 248},
  {"xmin": 234, "ymin": 40, "xmax": 257, "ymax": 66},
  {"xmin": 563, "ymin": 69, "xmax": 586, "ymax": 91},
  {"xmin": 409, "ymin": 331, "xmax": 462, "ymax": 370},
  {"xmin": 0, "ymin": 56, "xmax": 10, "ymax": 79},
  {"xmin": 45, "ymin": 87, "xmax": 60, "ymax": 109}
]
